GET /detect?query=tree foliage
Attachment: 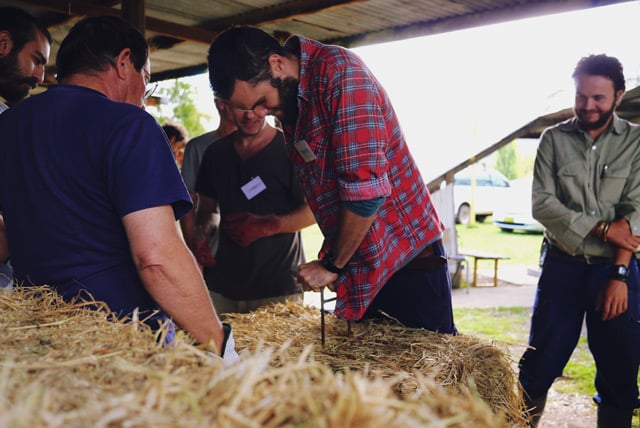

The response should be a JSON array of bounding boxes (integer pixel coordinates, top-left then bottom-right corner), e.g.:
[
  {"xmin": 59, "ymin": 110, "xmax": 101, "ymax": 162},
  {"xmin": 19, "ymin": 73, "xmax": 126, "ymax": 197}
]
[
  {"xmin": 147, "ymin": 79, "xmax": 210, "ymax": 139},
  {"xmin": 495, "ymin": 142, "xmax": 517, "ymax": 180},
  {"xmin": 493, "ymin": 140, "xmax": 536, "ymax": 180}
]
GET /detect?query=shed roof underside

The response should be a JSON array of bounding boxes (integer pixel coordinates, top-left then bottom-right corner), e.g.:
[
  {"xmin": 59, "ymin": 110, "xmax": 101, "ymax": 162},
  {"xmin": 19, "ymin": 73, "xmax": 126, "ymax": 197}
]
[{"xmin": 1, "ymin": 0, "xmax": 633, "ymax": 82}]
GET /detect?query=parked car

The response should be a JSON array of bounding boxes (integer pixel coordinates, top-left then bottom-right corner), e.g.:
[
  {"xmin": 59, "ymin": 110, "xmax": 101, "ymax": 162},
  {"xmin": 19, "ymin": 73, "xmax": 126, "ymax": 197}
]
[
  {"xmin": 454, "ymin": 166, "xmax": 510, "ymax": 225},
  {"xmin": 493, "ymin": 176, "xmax": 544, "ymax": 233}
]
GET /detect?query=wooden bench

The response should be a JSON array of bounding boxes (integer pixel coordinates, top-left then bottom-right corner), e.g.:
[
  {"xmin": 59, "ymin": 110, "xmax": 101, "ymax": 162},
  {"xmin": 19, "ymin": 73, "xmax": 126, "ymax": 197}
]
[
  {"xmin": 458, "ymin": 248, "xmax": 510, "ymax": 287},
  {"xmin": 448, "ymin": 254, "xmax": 469, "ymax": 289}
]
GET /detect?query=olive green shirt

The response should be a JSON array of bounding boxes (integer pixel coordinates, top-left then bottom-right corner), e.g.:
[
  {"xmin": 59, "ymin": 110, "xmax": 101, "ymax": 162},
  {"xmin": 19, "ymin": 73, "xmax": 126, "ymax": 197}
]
[{"xmin": 533, "ymin": 114, "xmax": 640, "ymax": 257}]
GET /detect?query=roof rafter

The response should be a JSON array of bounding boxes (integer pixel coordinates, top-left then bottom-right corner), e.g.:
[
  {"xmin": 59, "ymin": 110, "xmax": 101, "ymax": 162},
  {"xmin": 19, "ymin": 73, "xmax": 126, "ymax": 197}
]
[
  {"xmin": 13, "ymin": 0, "xmax": 215, "ymax": 44},
  {"xmin": 14, "ymin": 0, "xmax": 364, "ymax": 45}
]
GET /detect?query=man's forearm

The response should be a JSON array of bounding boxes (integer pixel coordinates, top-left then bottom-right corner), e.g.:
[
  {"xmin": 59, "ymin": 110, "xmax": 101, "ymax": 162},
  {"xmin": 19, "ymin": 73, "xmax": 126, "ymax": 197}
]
[
  {"xmin": 275, "ymin": 203, "xmax": 316, "ymax": 234},
  {"xmin": 330, "ymin": 207, "xmax": 376, "ymax": 269},
  {"xmin": 140, "ymin": 243, "xmax": 224, "ymax": 353},
  {"xmin": 124, "ymin": 206, "xmax": 225, "ymax": 354},
  {"xmin": 194, "ymin": 195, "xmax": 219, "ymax": 236}
]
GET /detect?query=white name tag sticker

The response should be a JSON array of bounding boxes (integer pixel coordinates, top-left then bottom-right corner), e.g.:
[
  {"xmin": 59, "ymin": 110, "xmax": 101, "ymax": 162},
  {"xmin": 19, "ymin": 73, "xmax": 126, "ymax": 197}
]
[
  {"xmin": 241, "ymin": 176, "xmax": 267, "ymax": 200},
  {"xmin": 294, "ymin": 139, "xmax": 317, "ymax": 162}
]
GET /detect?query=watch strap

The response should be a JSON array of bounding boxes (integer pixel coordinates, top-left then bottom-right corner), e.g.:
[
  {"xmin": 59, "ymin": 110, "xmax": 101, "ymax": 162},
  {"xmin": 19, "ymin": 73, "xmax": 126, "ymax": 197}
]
[
  {"xmin": 608, "ymin": 264, "xmax": 629, "ymax": 282},
  {"xmin": 320, "ymin": 255, "xmax": 344, "ymax": 274}
]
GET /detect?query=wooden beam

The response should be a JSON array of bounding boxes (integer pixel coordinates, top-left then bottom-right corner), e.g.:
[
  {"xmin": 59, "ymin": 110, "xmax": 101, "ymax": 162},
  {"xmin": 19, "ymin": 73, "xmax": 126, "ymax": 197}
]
[
  {"xmin": 14, "ymin": 0, "xmax": 121, "ymax": 20},
  {"xmin": 145, "ymin": 17, "xmax": 215, "ymax": 45},
  {"xmin": 121, "ymin": 0, "xmax": 145, "ymax": 35},
  {"xmin": 200, "ymin": 0, "xmax": 365, "ymax": 31},
  {"xmin": 150, "ymin": 63, "xmax": 209, "ymax": 83},
  {"xmin": 12, "ymin": 0, "xmax": 216, "ymax": 44},
  {"xmin": 17, "ymin": 0, "xmax": 365, "ymax": 46}
]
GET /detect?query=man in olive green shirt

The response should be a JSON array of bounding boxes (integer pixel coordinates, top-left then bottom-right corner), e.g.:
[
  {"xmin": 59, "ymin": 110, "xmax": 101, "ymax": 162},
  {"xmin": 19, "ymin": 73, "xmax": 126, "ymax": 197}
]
[{"xmin": 519, "ymin": 54, "xmax": 640, "ymax": 427}]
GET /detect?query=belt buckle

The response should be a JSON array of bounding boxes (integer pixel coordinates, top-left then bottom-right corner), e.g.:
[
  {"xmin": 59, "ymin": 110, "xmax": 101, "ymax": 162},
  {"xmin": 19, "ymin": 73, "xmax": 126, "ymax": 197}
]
[{"xmin": 584, "ymin": 255, "xmax": 607, "ymax": 265}]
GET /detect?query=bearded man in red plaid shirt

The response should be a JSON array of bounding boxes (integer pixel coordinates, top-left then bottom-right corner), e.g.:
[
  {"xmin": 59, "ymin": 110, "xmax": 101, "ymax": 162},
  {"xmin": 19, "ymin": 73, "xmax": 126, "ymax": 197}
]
[{"xmin": 207, "ymin": 26, "xmax": 456, "ymax": 334}]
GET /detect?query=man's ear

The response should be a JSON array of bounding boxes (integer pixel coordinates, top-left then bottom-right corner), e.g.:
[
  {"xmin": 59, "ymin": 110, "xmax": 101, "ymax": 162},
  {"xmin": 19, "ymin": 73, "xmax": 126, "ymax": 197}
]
[
  {"xmin": 113, "ymin": 48, "xmax": 133, "ymax": 79},
  {"xmin": 268, "ymin": 54, "xmax": 286, "ymax": 78},
  {"xmin": 615, "ymin": 90, "xmax": 625, "ymax": 108},
  {"xmin": 0, "ymin": 31, "xmax": 14, "ymax": 58}
]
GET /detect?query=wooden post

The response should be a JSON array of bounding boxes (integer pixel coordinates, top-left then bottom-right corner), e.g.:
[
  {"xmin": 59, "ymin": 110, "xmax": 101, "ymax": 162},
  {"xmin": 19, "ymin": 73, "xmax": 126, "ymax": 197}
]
[{"xmin": 121, "ymin": 0, "xmax": 146, "ymax": 36}]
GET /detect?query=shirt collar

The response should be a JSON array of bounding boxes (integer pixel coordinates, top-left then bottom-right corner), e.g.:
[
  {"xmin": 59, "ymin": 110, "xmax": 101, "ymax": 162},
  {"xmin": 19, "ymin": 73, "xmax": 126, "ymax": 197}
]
[
  {"xmin": 283, "ymin": 35, "xmax": 321, "ymax": 105},
  {"xmin": 610, "ymin": 113, "xmax": 627, "ymax": 134}
]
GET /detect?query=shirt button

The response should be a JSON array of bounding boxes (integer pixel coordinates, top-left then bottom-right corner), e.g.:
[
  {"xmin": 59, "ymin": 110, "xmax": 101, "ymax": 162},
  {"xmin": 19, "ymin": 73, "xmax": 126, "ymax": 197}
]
[
  {"xmin": 592, "ymin": 145, "xmax": 597, "ymax": 150},
  {"xmin": 589, "ymin": 211, "xmax": 596, "ymax": 216}
]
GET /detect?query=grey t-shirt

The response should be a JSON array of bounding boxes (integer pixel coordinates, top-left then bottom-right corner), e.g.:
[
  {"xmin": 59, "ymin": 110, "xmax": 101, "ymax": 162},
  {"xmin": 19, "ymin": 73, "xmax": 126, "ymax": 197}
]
[
  {"xmin": 181, "ymin": 131, "xmax": 224, "ymax": 257},
  {"xmin": 181, "ymin": 131, "xmax": 218, "ymax": 193}
]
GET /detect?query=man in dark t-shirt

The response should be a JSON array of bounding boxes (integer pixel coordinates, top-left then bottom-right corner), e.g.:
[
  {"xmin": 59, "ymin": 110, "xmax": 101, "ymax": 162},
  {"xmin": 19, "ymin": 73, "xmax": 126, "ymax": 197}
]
[{"xmin": 194, "ymin": 106, "xmax": 315, "ymax": 314}]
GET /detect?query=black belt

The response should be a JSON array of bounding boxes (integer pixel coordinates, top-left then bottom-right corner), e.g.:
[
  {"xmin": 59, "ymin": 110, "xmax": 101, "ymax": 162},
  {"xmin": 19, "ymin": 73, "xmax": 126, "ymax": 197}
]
[
  {"xmin": 406, "ymin": 239, "xmax": 447, "ymax": 270},
  {"xmin": 546, "ymin": 244, "xmax": 610, "ymax": 265}
]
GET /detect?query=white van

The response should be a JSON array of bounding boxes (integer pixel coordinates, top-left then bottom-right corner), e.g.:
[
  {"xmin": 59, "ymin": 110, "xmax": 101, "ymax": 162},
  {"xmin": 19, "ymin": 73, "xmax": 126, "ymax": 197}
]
[
  {"xmin": 454, "ymin": 166, "xmax": 510, "ymax": 225},
  {"xmin": 493, "ymin": 176, "xmax": 544, "ymax": 233}
]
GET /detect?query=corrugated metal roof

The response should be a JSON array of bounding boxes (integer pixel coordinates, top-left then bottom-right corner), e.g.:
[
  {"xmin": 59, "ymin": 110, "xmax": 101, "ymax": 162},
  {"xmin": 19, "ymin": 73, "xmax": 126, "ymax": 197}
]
[{"xmin": 1, "ymin": 0, "xmax": 633, "ymax": 81}]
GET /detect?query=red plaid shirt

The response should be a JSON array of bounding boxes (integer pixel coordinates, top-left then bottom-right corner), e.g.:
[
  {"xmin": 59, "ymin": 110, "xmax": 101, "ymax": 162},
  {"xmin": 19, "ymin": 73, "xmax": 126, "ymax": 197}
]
[{"xmin": 284, "ymin": 36, "xmax": 444, "ymax": 320}]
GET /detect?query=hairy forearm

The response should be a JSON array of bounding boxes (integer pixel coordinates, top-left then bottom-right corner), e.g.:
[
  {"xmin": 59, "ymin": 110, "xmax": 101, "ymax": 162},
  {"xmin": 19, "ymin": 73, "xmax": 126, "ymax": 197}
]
[
  {"xmin": 124, "ymin": 206, "xmax": 224, "ymax": 354},
  {"xmin": 331, "ymin": 206, "xmax": 376, "ymax": 268},
  {"xmin": 274, "ymin": 203, "xmax": 316, "ymax": 234},
  {"xmin": 138, "ymin": 243, "xmax": 224, "ymax": 352}
]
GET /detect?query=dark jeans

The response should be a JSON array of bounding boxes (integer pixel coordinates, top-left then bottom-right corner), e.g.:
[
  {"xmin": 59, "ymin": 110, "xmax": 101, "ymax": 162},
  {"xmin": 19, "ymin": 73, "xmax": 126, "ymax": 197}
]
[
  {"xmin": 518, "ymin": 254, "xmax": 640, "ymax": 409},
  {"xmin": 363, "ymin": 240, "xmax": 457, "ymax": 334}
]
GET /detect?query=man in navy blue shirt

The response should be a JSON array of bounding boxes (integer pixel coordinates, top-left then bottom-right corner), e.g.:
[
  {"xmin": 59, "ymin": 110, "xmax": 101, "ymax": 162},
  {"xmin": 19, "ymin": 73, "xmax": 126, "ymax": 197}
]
[{"xmin": 0, "ymin": 16, "xmax": 237, "ymax": 364}]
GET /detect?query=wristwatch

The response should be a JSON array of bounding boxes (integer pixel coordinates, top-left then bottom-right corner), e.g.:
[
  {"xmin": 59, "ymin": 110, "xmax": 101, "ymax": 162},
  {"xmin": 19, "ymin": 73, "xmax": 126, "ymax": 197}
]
[
  {"xmin": 609, "ymin": 264, "xmax": 629, "ymax": 282},
  {"xmin": 320, "ymin": 254, "xmax": 344, "ymax": 274}
]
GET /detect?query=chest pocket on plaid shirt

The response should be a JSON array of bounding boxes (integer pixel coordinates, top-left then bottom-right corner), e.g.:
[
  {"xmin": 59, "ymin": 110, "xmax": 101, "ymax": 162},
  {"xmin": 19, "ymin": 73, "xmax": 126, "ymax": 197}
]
[{"xmin": 295, "ymin": 132, "xmax": 336, "ymax": 188}]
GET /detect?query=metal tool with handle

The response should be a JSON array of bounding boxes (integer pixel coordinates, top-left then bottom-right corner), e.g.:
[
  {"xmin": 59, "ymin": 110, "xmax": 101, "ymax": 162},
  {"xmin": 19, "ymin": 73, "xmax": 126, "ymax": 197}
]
[{"xmin": 320, "ymin": 288, "xmax": 351, "ymax": 346}]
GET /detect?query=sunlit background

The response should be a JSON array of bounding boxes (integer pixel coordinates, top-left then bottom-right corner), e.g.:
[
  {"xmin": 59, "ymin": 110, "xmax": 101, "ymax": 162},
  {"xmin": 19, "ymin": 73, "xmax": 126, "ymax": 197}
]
[{"xmin": 154, "ymin": 1, "xmax": 640, "ymax": 181}]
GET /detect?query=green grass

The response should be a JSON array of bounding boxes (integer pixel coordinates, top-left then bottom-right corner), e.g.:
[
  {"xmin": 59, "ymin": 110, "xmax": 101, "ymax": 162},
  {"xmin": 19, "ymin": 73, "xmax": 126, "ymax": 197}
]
[
  {"xmin": 455, "ymin": 218, "xmax": 543, "ymax": 266},
  {"xmin": 556, "ymin": 337, "xmax": 597, "ymax": 395},
  {"xmin": 454, "ymin": 307, "xmax": 531, "ymax": 344}
]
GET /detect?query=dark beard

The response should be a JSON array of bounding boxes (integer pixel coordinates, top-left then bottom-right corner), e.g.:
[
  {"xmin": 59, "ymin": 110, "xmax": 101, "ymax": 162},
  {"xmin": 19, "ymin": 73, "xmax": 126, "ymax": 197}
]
[
  {"xmin": 271, "ymin": 77, "xmax": 298, "ymax": 127},
  {"xmin": 575, "ymin": 102, "xmax": 616, "ymax": 131},
  {"xmin": 0, "ymin": 52, "xmax": 37, "ymax": 105}
]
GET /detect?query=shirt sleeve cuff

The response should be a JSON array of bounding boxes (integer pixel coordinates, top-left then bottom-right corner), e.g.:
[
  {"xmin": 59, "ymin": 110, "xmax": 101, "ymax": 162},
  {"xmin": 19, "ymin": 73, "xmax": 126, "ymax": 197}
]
[
  {"xmin": 339, "ymin": 174, "xmax": 392, "ymax": 201},
  {"xmin": 557, "ymin": 216, "xmax": 599, "ymax": 254}
]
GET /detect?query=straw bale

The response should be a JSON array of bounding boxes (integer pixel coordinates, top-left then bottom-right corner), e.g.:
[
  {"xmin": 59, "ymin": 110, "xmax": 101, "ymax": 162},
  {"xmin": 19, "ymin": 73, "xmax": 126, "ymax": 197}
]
[
  {"xmin": 225, "ymin": 301, "xmax": 527, "ymax": 426},
  {"xmin": 0, "ymin": 286, "xmax": 524, "ymax": 427}
]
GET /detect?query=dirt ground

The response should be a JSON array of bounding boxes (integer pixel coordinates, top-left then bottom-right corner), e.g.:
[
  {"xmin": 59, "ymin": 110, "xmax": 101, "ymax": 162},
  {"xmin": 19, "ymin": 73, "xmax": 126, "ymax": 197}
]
[{"xmin": 539, "ymin": 388, "xmax": 596, "ymax": 427}]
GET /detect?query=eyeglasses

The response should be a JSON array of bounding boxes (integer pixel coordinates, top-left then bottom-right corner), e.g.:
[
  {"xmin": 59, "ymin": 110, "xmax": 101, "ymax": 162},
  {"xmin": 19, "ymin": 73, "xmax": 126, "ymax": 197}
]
[
  {"xmin": 224, "ymin": 98, "xmax": 268, "ymax": 115},
  {"xmin": 144, "ymin": 82, "xmax": 158, "ymax": 100},
  {"xmin": 142, "ymin": 68, "xmax": 158, "ymax": 100}
]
